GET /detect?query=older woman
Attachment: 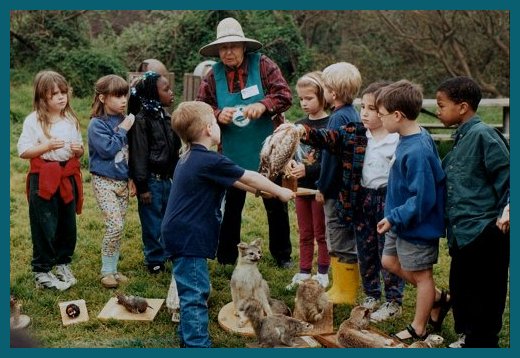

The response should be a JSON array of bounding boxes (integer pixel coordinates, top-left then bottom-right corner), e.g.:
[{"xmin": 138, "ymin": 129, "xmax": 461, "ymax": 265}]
[{"xmin": 197, "ymin": 17, "xmax": 293, "ymax": 268}]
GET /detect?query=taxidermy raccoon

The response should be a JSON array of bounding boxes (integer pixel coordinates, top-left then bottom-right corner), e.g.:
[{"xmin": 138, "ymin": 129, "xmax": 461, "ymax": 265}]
[
  {"xmin": 293, "ymin": 278, "xmax": 329, "ymax": 323},
  {"xmin": 240, "ymin": 298, "xmax": 313, "ymax": 347}
]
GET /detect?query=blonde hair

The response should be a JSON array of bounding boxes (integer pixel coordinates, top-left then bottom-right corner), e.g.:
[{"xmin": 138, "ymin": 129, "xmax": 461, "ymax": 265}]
[
  {"xmin": 32, "ymin": 70, "xmax": 80, "ymax": 139},
  {"xmin": 296, "ymin": 71, "xmax": 330, "ymax": 110},
  {"xmin": 322, "ymin": 62, "xmax": 362, "ymax": 105},
  {"xmin": 90, "ymin": 74, "xmax": 129, "ymax": 118},
  {"xmin": 171, "ymin": 101, "xmax": 214, "ymax": 151}
]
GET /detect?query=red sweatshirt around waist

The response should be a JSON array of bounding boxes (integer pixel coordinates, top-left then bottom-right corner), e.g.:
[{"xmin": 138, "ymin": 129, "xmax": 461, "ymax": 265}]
[{"xmin": 26, "ymin": 157, "xmax": 84, "ymax": 214}]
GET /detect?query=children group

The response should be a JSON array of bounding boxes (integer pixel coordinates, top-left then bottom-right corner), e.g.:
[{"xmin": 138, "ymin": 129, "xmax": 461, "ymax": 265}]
[{"xmin": 16, "ymin": 17, "xmax": 509, "ymax": 349}]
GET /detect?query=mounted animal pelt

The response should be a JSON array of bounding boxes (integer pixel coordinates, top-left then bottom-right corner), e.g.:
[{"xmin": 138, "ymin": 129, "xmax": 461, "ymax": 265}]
[
  {"xmin": 240, "ymin": 298, "xmax": 313, "ymax": 347},
  {"xmin": 115, "ymin": 293, "xmax": 152, "ymax": 314},
  {"xmin": 230, "ymin": 239, "xmax": 273, "ymax": 328},
  {"xmin": 259, "ymin": 125, "xmax": 300, "ymax": 180}
]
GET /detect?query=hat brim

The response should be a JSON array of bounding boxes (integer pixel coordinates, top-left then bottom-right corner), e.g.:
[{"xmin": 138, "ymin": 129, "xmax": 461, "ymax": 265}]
[{"xmin": 199, "ymin": 36, "xmax": 263, "ymax": 57}]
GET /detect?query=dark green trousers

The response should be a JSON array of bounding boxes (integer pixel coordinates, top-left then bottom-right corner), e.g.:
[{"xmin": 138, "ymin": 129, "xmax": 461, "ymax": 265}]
[{"xmin": 28, "ymin": 173, "xmax": 77, "ymax": 273}]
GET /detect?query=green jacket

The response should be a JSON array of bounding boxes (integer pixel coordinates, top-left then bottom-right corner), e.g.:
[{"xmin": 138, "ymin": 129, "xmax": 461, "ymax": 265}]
[{"xmin": 442, "ymin": 116, "xmax": 509, "ymax": 249}]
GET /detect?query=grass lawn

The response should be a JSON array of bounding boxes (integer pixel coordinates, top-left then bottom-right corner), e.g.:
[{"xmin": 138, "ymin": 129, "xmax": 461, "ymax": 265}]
[{"xmin": 9, "ymin": 75, "xmax": 509, "ymax": 348}]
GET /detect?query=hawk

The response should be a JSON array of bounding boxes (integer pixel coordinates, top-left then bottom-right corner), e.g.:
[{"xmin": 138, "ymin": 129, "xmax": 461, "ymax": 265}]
[{"xmin": 259, "ymin": 124, "xmax": 300, "ymax": 181}]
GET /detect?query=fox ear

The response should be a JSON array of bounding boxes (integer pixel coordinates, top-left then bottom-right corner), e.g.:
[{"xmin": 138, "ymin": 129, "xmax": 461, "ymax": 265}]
[
  {"xmin": 237, "ymin": 242, "xmax": 248, "ymax": 250},
  {"xmin": 251, "ymin": 238, "xmax": 261, "ymax": 247}
]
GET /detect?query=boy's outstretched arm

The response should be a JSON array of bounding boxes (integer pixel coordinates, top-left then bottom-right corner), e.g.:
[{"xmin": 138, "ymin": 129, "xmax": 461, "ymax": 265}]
[{"xmin": 233, "ymin": 170, "xmax": 294, "ymax": 202}]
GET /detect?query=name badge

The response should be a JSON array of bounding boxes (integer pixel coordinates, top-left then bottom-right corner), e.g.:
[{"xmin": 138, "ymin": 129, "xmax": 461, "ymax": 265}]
[{"xmin": 241, "ymin": 85, "xmax": 260, "ymax": 99}]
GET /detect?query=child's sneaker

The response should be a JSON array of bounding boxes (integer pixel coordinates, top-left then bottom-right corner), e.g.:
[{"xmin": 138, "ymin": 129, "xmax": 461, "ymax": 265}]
[
  {"xmin": 370, "ymin": 301, "xmax": 402, "ymax": 322},
  {"xmin": 55, "ymin": 264, "xmax": 77, "ymax": 286},
  {"xmin": 35, "ymin": 272, "xmax": 71, "ymax": 291},
  {"xmin": 448, "ymin": 334, "xmax": 466, "ymax": 348},
  {"xmin": 285, "ymin": 273, "xmax": 311, "ymax": 290},
  {"xmin": 311, "ymin": 273, "xmax": 330, "ymax": 288},
  {"xmin": 361, "ymin": 296, "xmax": 379, "ymax": 311},
  {"xmin": 166, "ymin": 279, "xmax": 180, "ymax": 311}
]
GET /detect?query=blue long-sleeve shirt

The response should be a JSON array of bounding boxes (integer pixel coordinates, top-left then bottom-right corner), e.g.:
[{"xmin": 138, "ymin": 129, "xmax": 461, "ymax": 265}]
[
  {"xmin": 317, "ymin": 104, "xmax": 360, "ymax": 199},
  {"xmin": 385, "ymin": 128, "xmax": 446, "ymax": 244},
  {"xmin": 88, "ymin": 115, "xmax": 130, "ymax": 180}
]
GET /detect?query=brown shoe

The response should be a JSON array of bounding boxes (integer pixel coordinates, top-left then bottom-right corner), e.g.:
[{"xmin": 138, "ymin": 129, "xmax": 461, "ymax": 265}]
[
  {"xmin": 114, "ymin": 272, "xmax": 128, "ymax": 283},
  {"xmin": 101, "ymin": 274, "xmax": 118, "ymax": 288}
]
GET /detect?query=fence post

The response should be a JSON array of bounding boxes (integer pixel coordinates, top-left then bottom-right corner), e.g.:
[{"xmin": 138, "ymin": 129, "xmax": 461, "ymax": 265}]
[{"xmin": 182, "ymin": 74, "xmax": 201, "ymax": 102}]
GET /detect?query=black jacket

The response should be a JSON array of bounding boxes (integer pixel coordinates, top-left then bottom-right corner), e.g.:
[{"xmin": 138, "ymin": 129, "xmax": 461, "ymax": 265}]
[{"xmin": 128, "ymin": 108, "xmax": 181, "ymax": 194}]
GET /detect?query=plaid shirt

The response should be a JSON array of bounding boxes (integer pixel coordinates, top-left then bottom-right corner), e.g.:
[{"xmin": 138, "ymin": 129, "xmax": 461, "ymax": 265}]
[
  {"xmin": 301, "ymin": 122, "xmax": 367, "ymax": 226},
  {"xmin": 196, "ymin": 53, "xmax": 292, "ymax": 127}
]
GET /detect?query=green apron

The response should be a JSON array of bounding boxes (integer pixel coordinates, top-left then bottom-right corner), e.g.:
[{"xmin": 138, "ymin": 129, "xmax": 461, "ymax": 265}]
[{"xmin": 214, "ymin": 52, "xmax": 273, "ymax": 170}]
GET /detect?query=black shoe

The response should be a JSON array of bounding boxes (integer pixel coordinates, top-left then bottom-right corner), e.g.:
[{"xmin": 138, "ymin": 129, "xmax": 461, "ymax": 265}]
[
  {"xmin": 147, "ymin": 263, "xmax": 165, "ymax": 274},
  {"xmin": 277, "ymin": 260, "xmax": 294, "ymax": 269}
]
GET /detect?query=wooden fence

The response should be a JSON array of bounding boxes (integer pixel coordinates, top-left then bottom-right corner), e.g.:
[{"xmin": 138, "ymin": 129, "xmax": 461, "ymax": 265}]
[{"xmin": 354, "ymin": 98, "xmax": 510, "ymax": 142}]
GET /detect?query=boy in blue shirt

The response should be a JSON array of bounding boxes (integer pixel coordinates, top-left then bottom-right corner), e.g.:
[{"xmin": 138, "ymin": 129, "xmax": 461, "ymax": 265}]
[
  {"xmin": 161, "ymin": 101, "xmax": 294, "ymax": 348},
  {"xmin": 436, "ymin": 76, "xmax": 509, "ymax": 347},
  {"xmin": 375, "ymin": 80, "xmax": 446, "ymax": 342}
]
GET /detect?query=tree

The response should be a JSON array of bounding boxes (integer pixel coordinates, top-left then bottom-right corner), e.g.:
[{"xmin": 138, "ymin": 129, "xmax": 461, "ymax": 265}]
[{"xmin": 377, "ymin": 10, "xmax": 509, "ymax": 97}]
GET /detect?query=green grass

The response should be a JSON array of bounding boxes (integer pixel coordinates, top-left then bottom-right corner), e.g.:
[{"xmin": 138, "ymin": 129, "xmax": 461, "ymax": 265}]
[{"xmin": 9, "ymin": 75, "xmax": 509, "ymax": 348}]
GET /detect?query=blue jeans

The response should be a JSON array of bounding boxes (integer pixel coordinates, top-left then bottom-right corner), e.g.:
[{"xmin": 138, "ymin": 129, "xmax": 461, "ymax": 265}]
[
  {"xmin": 137, "ymin": 177, "xmax": 171, "ymax": 266},
  {"xmin": 172, "ymin": 257, "xmax": 211, "ymax": 348}
]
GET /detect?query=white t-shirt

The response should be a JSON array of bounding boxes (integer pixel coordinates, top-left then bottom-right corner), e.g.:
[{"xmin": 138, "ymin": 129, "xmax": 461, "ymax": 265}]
[
  {"xmin": 17, "ymin": 111, "xmax": 83, "ymax": 162},
  {"xmin": 361, "ymin": 130, "xmax": 399, "ymax": 190}
]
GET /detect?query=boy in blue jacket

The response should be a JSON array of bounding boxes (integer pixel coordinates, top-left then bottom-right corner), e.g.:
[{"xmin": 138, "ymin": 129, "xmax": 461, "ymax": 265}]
[{"xmin": 375, "ymin": 80, "xmax": 447, "ymax": 342}]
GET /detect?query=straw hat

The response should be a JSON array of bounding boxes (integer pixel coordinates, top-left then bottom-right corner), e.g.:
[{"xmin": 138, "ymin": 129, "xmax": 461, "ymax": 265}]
[{"xmin": 199, "ymin": 17, "xmax": 263, "ymax": 57}]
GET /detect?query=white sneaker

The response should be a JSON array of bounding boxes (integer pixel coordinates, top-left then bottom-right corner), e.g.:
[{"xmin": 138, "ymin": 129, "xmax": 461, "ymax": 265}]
[
  {"xmin": 361, "ymin": 296, "xmax": 379, "ymax": 311},
  {"xmin": 311, "ymin": 273, "xmax": 330, "ymax": 288},
  {"xmin": 35, "ymin": 272, "xmax": 71, "ymax": 291},
  {"xmin": 370, "ymin": 301, "xmax": 402, "ymax": 322},
  {"xmin": 285, "ymin": 273, "xmax": 311, "ymax": 290},
  {"xmin": 448, "ymin": 334, "xmax": 466, "ymax": 348},
  {"xmin": 55, "ymin": 264, "xmax": 77, "ymax": 286},
  {"xmin": 166, "ymin": 279, "xmax": 180, "ymax": 311}
]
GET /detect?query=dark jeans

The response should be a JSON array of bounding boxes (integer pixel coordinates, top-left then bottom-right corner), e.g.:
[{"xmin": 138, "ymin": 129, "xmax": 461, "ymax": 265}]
[
  {"xmin": 137, "ymin": 177, "xmax": 171, "ymax": 266},
  {"xmin": 28, "ymin": 173, "xmax": 77, "ymax": 272},
  {"xmin": 355, "ymin": 187, "xmax": 404, "ymax": 303},
  {"xmin": 450, "ymin": 222, "xmax": 510, "ymax": 348},
  {"xmin": 217, "ymin": 183, "xmax": 291, "ymax": 265}
]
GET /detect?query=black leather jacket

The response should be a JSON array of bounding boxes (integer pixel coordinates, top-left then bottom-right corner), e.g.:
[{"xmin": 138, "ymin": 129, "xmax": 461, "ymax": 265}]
[{"xmin": 128, "ymin": 108, "xmax": 181, "ymax": 194}]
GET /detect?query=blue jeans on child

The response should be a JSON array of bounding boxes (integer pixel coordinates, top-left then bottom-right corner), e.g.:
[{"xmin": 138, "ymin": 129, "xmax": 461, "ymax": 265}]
[
  {"xmin": 138, "ymin": 177, "xmax": 171, "ymax": 267},
  {"xmin": 172, "ymin": 256, "xmax": 211, "ymax": 348}
]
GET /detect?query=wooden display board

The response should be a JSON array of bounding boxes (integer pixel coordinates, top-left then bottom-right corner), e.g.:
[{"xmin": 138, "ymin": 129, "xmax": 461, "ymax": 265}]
[
  {"xmin": 246, "ymin": 335, "xmax": 321, "ymax": 348},
  {"xmin": 218, "ymin": 301, "xmax": 255, "ymax": 337},
  {"xmin": 58, "ymin": 299, "xmax": 89, "ymax": 326},
  {"xmin": 97, "ymin": 297, "xmax": 164, "ymax": 321}
]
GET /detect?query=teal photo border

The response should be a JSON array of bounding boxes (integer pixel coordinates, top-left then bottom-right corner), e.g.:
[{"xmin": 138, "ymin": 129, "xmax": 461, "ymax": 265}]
[{"xmin": 3, "ymin": 1, "xmax": 513, "ymax": 357}]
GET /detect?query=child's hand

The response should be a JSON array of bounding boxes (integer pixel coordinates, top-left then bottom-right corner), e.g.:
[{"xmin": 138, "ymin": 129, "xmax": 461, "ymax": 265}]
[
  {"xmin": 128, "ymin": 179, "xmax": 136, "ymax": 197},
  {"xmin": 46, "ymin": 137, "xmax": 65, "ymax": 151},
  {"xmin": 70, "ymin": 142, "xmax": 83, "ymax": 156},
  {"xmin": 377, "ymin": 218, "xmax": 392, "ymax": 234},
  {"xmin": 315, "ymin": 191, "xmax": 324, "ymax": 204},
  {"xmin": 119, "ymin": 114, "xmax": 135, "ymax": 131},
  {"xmin": 139, "ymin": 192, "xmax": 152, "ymax": 205},
  {"xmin": 277, "ymin": 187, "xmax": 295, "ymax": 202},
  {"xmin": 496, "ymin": 203, "xmax": 510, "ymax": 233},
  {"xmin": 218, "ymin": 107, "xmax": 237, "ymax": 124}
]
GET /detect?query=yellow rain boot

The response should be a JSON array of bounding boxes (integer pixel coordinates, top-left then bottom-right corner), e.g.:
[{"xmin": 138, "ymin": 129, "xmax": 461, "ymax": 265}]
[{"xmin": 326, "ymin": 256, "xmax": 360, "ymax": 305}]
